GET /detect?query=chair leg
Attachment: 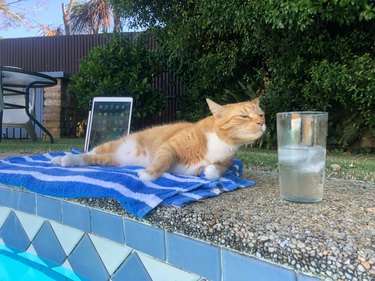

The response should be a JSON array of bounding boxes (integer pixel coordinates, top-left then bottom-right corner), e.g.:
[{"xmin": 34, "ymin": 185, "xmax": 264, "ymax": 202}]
[
  {"xmin": 25, "ymin": 120, "xmax": 37, "ymax": 141},
  {"xmin": 0, "ymin": 110, "xmax": 2, "ymax": 142}
]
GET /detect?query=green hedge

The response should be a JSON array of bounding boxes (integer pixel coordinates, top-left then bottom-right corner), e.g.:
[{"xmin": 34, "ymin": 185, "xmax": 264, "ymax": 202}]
[
  {"xmin": 77, "ymin": 0, "xmax": 375, "ymax": 148},
  {"xmin": 112, "ymin": 0, "xmax": 375, "ymax": 148},
  {"xmin": 68, "ymin": 34, "xmax": 164, "ymax": 124}
]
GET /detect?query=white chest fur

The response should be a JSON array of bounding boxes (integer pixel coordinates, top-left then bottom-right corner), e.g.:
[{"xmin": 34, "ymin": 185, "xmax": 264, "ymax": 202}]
[
  {"xmin": 171, "ymin": 132, "xmax": 239, "ymax": 176},
  {"xmin": 204, "ymin": 132, "xmax": 239, "ymax": 163}
]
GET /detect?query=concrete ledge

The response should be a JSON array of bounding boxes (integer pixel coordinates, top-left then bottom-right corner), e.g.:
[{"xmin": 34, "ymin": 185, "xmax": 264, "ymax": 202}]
[{"xmin": 1, "ymin": 167, "xmax": 374, "ymax": 281}]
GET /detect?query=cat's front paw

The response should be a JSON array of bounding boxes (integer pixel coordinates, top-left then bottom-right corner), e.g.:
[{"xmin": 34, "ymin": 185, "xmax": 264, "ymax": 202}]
[
  {"xmin": 204, "ymin": 164, "xmax": 221, "ymax": 180},
  {"xmin": 51, "ymin": 156, "xmax": 63, "ymax": 165},
  {"xmin": 138, "ymin": 170, "xmax": 158, "ymax": 182}
]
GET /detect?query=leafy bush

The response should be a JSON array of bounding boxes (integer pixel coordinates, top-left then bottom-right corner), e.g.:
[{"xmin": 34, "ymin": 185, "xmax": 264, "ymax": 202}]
[
  {"xmin": 302, "ymin": 54, "xmax": 375, "ymax": 146},
  {"xmin": 112, "ymin": 0, "xmax": 375, "ymax": 148},
  {"xmin": 69, "ymin": 34, "xmax": 164, "ymax": 123}
]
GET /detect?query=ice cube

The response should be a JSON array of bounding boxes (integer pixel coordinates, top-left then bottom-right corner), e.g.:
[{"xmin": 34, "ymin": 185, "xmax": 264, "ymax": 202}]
[
  {"xmin": 278, "ymin": 145, "xmax": 309, "ymax": 165},
  {"xmin": 300, "ymin": 161, "xmax": 325, "ymax": 173},
  {"xmin": 300, "ymin": 146, "xmax": 326, "ymax": 173}
]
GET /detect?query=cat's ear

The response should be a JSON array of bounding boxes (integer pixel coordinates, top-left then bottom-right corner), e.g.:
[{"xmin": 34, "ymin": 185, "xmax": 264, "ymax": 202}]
[
  {"xmin": 206, "ymin": 99, "xmax": 224, "ymax": 118},
  {"xmin": 250, "ymin": 98, "xmax": 260, "ymax": 105}
]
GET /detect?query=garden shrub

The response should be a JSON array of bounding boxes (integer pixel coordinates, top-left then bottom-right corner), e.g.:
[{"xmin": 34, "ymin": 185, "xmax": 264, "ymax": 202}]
[
  {"xmin": 69, "ymin": 34, "xmax": 164, "ymax": 126},
  {"xmin": 302, "ymin": 54, "xmax": 375, "ymax": 147},
  {"xmin": 111, "ymin": 0, "xmax": 375, "ymax": 148}
]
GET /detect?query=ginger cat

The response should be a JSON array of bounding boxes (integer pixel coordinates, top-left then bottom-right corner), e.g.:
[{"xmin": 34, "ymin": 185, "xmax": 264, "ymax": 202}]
[{"xmin": 52, "ymin": 98, "xmax": 266, "ymax": 181}]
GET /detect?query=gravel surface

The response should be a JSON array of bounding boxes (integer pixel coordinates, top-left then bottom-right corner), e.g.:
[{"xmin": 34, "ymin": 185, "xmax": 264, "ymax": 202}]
[
  {"xmin": 1, "ymin": 152, "xmax": 374, "ymax": 280},
  {"xmin": 71, "ymin": 169, "xmax": 375, "ymax": 281}
]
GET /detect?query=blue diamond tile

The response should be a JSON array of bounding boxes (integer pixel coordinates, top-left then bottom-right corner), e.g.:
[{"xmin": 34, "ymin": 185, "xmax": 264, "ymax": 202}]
[
  {"xmin": 167, "ymin": 233, "xmax": 221, "ymax": 281},
  {"xmin": 0, "ymin": 187, "xmax": 12, "ymax": 207},
  {"xmin": 124, "ymin": 218, "xmax": 166, "ymax": 260},
  {"xmin": 37, "ymin": 196, "xmax": 62, "ymax": 222},
  {"xmin": 50, "ymin": 221, "xmax": 84, "ymax": 257},
  {"xmin": 112, "ymin": 252, "xmax": 152, "ymax": 281},
  {"xmin": 68, "ymin": 234, "xmax": 109, "ymax": 281},
  {"xmin": 55, "ymin": 260, "xmax": 89, "ymax": 281},
  {"xmin": 15, "ymin": 210, "xmax": 44, "ymax": 242},
  {"xmin": 32, "ymin": 221, "xmax": 66, "ymax": 265},
  {"xmin": 89, "ymin": 234, "xmax": 131, "ymax": 275},
  {"xmin": 0, "ymin": 207, "xmax": 12, "ymax": 230},
  {"xmin": 12, "ymin": 190, "xmax": 36, "ymax": 214},
  {"xmin": 138, "ymin": 252, "xmax": 201, "ymax": 281},
  {"xmin": 222, "ymin": 249, "xmax": 296, "ymax": 281},
  {"xmin": 62, "ymin": 201, "xmax": 91, "ymax": 232},
  {"xmin": 0, "ymin": 211, "xmax": 30, "ymax": 251},
  {"xmin": 91, "ymin": 209, "xmax": 124, "ymax": 243}
]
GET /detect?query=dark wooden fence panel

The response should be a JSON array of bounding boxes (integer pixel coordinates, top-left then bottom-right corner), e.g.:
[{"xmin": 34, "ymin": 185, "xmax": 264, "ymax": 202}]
[
  {"xmin": 0, "ymin": 33, "xmax": 185, "ymax": 136},
  {"xmin": 0, "ymin": 33, "xmax": 136, "ymax": 74}
]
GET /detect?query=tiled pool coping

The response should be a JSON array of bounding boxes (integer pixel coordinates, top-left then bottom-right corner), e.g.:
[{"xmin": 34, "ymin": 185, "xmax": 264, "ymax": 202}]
[{"xmin": 0, "ymin": 185, "xmax": 322, "ymax": 281}]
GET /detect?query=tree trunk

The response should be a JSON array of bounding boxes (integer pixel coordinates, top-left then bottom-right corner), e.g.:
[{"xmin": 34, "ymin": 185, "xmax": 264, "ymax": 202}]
[{"xmin": 62, "ymin": 0, "xmax": 74, "ymax": 35}]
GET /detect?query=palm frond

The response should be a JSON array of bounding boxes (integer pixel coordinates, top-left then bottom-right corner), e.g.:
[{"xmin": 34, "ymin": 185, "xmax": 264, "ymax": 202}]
[{"xmin": 70, "ymin": 0, "xmax": 112, "ymax": 34}]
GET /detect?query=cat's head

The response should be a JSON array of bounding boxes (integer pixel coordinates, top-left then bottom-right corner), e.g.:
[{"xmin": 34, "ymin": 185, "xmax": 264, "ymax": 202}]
[{"xmin": 206, "ymin": 98, "xmax": 266, "ymax": 145}]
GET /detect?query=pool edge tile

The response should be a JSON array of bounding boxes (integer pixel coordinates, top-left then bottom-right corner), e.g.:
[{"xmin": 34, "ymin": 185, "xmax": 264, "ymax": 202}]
[
  {"xmin": 222, "ymin": 248, "xmax": 296, "ymax": 281},
  {"xmin": 298, "ymin": 272, "xmax": 324, "ymax": 281},
  {"xmin": 124, "ymin": 218, "xmax": 166, "ymax": 260},
  {"xmin": 166, "ymin": 232, "xmax": 221, "ymax": 281},
  {"xmin": 12, "ymin": 190, "xmax": 36, "ymax": 214},
  {"xmin": 0, "ymin": 187, "xmax": 12, "ymax": 208},
  {"xmin": 36, "ymin": 196, "xmax": 62, "ymax": 222},
  {"xmin": 62, "ymin": 201, "xmax": 91, "ymax": 232},
  {"xmin": 91, "ymin": 209, "xmax": 124, "ymax": 243}
]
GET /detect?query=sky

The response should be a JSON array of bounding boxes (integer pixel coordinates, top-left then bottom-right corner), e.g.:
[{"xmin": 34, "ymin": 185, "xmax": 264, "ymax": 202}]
[{"xmin": 2, "ymin": 1, "xmax": 73, "ymax": 39}]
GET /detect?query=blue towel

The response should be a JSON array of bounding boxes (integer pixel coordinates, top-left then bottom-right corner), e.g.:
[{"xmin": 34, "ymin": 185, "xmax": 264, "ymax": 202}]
[{"xmin": 0, "ymin": 151, "xmax": 256, "ymax": 218}]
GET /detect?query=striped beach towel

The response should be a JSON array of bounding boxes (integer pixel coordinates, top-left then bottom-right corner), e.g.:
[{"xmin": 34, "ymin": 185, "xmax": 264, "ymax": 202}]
[{"xmin": 0, "ymin": 151, "xmax": 256, "ymax": 218}]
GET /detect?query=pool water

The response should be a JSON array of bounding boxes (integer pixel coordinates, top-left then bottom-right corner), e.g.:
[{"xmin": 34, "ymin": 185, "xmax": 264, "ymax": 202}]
[{"xmin": 0, "ymin": 245, "xmax": 85, "ymax": 281}]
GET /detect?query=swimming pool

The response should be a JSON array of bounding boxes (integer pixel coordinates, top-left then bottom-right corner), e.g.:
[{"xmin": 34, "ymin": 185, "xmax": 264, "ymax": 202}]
[
  {"xmin": 0, "ymin": 187, "xmax": 205, "ymax": 281},
  {"xmin": 0, "ymin": 245, "xmax": 84, "ymax": 281},
  {"xmin": 1, "ymin": 185, "xmax": 321, "ymax": 281}
]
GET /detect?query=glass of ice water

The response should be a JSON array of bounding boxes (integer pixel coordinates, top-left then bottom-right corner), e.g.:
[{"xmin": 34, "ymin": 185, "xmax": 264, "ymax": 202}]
[{"xmin": 276, "ymin": 111, "xmax": 328, "ymax": 203}]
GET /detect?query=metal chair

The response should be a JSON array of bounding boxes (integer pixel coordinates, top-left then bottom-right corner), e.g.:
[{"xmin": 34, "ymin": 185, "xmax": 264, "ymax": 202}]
[
  {"xmin": 0, "ymin": 75, "xmax": 3, "ymax": 142},
  {"xmin": 1, "ymin": 87, "xmax": 37, "ymax": 141}
]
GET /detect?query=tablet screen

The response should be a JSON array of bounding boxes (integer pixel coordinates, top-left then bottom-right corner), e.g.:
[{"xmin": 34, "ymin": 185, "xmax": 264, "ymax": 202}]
[{"xmin": 84, "ymin": 97, "xmax": 133, "ymax": 152}]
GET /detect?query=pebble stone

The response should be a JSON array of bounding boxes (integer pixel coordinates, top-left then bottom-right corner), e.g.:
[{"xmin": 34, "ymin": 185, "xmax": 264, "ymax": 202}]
[{"xmin": 1, "ymin": 154, "xmax": 374, "ymax": 281}]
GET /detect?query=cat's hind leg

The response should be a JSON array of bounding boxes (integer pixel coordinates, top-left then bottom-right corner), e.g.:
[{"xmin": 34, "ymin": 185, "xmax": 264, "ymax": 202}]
[
  {"xmin": 138, "ymin": 147, "xmax": 176, "ymax": 181},
  {"xmin": 52, "ymin": 153, "xmax": 119, "ymax": 166},
  {"xmin": 51, "ymin": 154, "xmax": 85, "ymax": 166},
  {"xmin": 52, "ymin": 137, "xmax": 124, "ymax": 167}
]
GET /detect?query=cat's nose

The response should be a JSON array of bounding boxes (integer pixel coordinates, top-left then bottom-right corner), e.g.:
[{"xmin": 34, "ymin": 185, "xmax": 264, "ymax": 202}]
[{"xmin": 256, "ymin": 116, "xmax": 264, "ymax": 125}]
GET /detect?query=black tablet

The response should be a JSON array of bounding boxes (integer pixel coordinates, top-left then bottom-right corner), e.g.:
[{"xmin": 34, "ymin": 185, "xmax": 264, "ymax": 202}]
[{"xmin": 84, "ymin": 97, "xmax": 133, "ymax": 152}]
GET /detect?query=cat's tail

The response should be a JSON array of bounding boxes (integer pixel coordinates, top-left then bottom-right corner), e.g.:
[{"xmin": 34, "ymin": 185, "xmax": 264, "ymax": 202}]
[{"xmin": 51, "ymin": 153, "xmax": 119, "ymax": 167}]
